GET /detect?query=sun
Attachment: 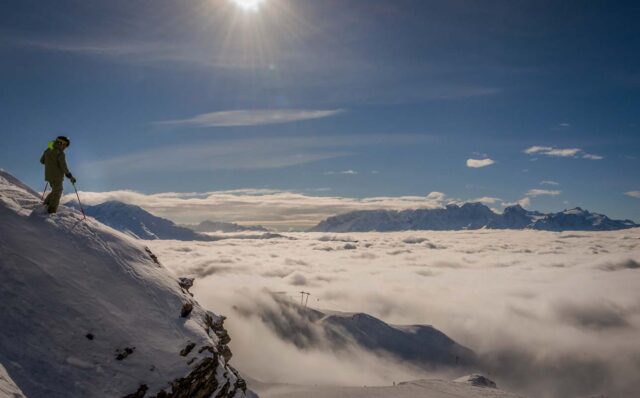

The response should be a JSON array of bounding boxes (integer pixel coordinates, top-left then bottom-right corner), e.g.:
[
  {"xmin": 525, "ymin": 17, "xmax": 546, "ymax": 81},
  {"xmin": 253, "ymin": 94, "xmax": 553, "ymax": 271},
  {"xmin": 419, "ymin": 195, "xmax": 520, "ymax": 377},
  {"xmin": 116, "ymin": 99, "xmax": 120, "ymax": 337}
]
[{"xmin": 230, "ymin": 0, "xmax": 266, "ymax": 11}]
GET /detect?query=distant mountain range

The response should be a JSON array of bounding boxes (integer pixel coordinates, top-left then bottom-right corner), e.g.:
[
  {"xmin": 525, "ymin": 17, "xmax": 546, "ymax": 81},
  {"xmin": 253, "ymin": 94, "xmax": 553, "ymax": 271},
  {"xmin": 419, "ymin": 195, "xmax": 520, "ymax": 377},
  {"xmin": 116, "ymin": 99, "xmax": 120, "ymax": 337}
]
[
  {"xmin": 68, "ymin": 201, "xmax": 215, "ymax": 241},
  {"xmin": 310, "ymin": 203, "xmax": 638, "ymax": 232},
  {"xmin": 187, "ymin": 220, "xmax": 269, "ymax": 233}
]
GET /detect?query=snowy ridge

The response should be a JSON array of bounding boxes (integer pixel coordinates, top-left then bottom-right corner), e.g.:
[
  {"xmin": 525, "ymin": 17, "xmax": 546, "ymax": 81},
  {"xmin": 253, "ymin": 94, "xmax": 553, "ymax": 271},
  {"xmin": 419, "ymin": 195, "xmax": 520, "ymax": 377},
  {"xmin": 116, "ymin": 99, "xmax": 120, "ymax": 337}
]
[
  {"xmin": 311, "ymin": 203, "xmax": 638, "ymax": 232},
  {"xmin": 66, "ymin": 200, "xmax": 214, "ymax": 241},
  {"xmin": 0, "ymin": 171, "xmax": 247, "ymax": 398}
]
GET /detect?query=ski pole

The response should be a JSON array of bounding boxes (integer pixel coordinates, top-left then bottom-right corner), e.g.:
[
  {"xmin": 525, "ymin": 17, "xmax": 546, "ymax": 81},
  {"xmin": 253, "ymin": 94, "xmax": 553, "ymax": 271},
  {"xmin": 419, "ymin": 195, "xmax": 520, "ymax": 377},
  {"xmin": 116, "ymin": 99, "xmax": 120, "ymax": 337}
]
[
  {"xmin": 72, "ymin": 182, "xmax": 87, "ymax": 221},
  {"xmin": 41, "ymin": 182, "xmax": 49, "ymax": 202}
]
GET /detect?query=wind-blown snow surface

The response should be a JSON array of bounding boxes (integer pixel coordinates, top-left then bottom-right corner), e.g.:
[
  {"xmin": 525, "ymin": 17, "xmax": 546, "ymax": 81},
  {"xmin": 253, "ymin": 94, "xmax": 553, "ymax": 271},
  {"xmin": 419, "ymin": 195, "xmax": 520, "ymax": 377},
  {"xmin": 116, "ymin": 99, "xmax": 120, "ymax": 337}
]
[
  {"xmin": 147, "ymin": 228, "xmax": 640, "ymax": 398},
  {"xmin": 0, "ymin": 171, "xmax": 246, "ymax": 398},
  {"xmin": 252, "ymin": 378, "xmax": 524, "ymax": 398}
]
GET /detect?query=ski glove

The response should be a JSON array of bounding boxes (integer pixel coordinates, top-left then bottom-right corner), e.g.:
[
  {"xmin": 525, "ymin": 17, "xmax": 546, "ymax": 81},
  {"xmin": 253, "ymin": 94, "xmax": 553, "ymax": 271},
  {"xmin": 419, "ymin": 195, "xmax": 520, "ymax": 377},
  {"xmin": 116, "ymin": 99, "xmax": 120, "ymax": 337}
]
[{"xmin": 66, "ymin": 173, "xmax": 77, "ymax": 184}]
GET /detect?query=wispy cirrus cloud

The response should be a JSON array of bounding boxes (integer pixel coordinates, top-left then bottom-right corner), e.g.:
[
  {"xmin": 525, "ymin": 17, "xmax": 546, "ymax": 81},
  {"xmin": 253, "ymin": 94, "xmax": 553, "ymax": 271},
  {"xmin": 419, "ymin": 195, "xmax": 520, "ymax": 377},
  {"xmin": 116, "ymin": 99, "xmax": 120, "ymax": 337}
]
[
  {"xmin": 526, "ymin": 189, "xmax": 561, "ymax": 197},
  {"xmin": 471, "ymin": 196, "xmax": 502, "ymax": 204},
  {"xmin": 82, "ymin": 134, "xmax": 434, "ymax": 174},
  {"xmin": 324, "ymin": 170, "xmax": 358, "ymax": 176},
  {"xmin": 540, "ymin": 180, "xmax": 560, "ymax": 186},
  {"xmin": 466, "ymin": 158, "xmax": 495, "ymax": 168},
  {"xmin": 625, "ymin": 191, "xmax": 640, "ymax": 199},
  {"xmin": 156, "ymin": 109, "xmax": 344, "ymax": 128},
  {"xmin": 524, "ymin": 146, "xmax": 603, "ymax": 160}
]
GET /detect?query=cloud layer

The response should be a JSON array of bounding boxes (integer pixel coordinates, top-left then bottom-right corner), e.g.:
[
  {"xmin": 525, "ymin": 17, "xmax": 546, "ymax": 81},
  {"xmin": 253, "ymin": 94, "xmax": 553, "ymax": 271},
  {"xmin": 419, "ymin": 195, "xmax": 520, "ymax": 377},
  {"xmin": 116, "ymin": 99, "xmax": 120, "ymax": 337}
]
[
  {"xmin": 149, "ymin": 228, "xmax": 640, "ymax": 397},
  {"xmin": 466, "ymin": 158, "xmax": 495, "ymax": 168},
  {"xmin": 156, "ymin": 109, "xmax": 344, "ymax": 127},
  {"xmin": 524, "ymin": 146, "xmax": 603, "ymax": 160},
  {"xmin": 626, "ymin": 191, "xmax": 640, "ymax": 199}
]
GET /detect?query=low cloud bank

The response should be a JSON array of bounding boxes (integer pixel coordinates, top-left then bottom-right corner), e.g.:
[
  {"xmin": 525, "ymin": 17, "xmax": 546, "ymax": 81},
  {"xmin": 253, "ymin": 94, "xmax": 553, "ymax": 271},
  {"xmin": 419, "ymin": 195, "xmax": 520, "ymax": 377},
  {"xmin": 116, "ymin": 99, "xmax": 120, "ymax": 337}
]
[{"xmin": 149, "ymin": 229, "xmax": 640, "ymax": 397}]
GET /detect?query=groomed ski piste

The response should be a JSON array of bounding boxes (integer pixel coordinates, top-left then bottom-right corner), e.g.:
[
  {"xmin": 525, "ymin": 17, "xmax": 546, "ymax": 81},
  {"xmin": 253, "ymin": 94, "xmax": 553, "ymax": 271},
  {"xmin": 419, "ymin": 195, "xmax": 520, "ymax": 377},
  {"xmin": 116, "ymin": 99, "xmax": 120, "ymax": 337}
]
[{"xmin": 0, "ymin": 170, "xmax": 247, "ymax": 398}]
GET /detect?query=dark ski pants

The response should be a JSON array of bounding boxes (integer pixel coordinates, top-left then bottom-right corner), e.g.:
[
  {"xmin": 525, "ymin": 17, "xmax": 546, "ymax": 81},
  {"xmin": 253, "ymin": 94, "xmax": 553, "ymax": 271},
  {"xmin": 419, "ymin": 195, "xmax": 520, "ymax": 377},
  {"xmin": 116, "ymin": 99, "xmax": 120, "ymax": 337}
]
[{"xmin": 44, "ymin": 180, "xmax": 63, "ymax": 214}]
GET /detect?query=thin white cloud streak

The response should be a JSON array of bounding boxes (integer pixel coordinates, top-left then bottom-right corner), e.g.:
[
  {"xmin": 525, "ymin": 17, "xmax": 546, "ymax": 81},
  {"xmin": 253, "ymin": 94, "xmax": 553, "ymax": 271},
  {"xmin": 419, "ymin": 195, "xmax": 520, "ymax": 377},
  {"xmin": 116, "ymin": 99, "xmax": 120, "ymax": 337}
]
[
  {"xmin": 625, "ymin": 191, "xmax": 640, "ymax": 199},
  {"xmin": 83, "ymin": 134, "xmax": 432, "ymax": 174},
  {"xmin": 466, "ymin": 158, "xmax": 495, "ymax": 168},
  {"xmin": 5, "ymin": 35, "xmax": 501, "ymax": 104},
  {"xmin": 469, "ymin": 197, "xmax": 502, "ymax": 205},
  {"xmin": 324, "ymin": 170, "xmax": 358, "ymax": 175},
  {"xmin": 541, "ymin": 180, "xmax": 560, "ymax": 186},
  {"xmin": 156, "ymin": 109, "xmax": 344, "ymax": 128},
  {"xmin": 526, "ymin": 189, "xmax": 561, "ymax": 197},
  {"xmin": 524, "ymin": 146, "xmax": 603, "ymax": 160}
]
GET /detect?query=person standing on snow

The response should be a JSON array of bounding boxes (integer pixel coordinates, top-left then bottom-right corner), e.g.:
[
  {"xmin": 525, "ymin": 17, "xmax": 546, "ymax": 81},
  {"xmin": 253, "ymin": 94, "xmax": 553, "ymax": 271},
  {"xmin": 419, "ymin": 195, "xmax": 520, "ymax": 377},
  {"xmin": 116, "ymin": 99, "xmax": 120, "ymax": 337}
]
[{"xmin": 40, "ymin": 136, "xmax": 76, "ymax": 214}]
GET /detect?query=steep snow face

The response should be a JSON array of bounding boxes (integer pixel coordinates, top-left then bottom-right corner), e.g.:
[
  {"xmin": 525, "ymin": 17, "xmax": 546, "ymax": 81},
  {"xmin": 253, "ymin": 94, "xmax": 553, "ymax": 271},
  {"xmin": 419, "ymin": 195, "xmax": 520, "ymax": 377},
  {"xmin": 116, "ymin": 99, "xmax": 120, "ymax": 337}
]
[
  {"xmin": 310, "ymin": 203, "xmax": 638, "ymax": 232},
  {"xmin": 0, "ymin": 171, "xmax": 247, "ymax": 398}
]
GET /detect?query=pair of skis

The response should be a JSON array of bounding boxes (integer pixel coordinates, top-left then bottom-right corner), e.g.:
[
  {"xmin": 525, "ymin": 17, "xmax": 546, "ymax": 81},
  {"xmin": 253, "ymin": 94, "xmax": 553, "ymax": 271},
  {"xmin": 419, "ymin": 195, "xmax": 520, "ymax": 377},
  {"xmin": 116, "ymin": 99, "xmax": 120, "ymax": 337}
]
[{"xmin": 41, "ymin": 181, "xmax": 86, "ymax": 221}]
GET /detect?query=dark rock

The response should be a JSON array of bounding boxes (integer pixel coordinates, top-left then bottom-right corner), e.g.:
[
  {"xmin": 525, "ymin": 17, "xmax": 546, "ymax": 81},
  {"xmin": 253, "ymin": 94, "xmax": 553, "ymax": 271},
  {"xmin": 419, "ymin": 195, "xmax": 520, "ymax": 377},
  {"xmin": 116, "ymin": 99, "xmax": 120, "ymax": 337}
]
[
  {"xmin": 181, "ymin": 302, "xmax": 193, "ymax": 318},
  {"xmin": 180, "ymin": 342, "xmax": 196, "ymax": 357},
  {"xmin": 86, "ymin": 333, "xmax": 94, "ymax": 340},
  {"xmin": 122, "ymin": 384, "xmax": 148, "ymax": 398},
  {"xmin": 455, "ymin": 374, "xmax": 497, "ymax": 388},
  {"xmin": 217, "ymin": 344, "xmax": 233, "ymax": 362},
  {"xmin": 116, "ymin": 347, "xmax": 136, "ymax": 361},
  {"xmin": 198, "ymin": 345, "xmax": 214, "ymax": 355},
  {"xmin": 145, "ymin": 247, "xmax": 160, "ymax": 265},
  {"xmin": 178, "ymin": 278, "xmax": 194, "ymax": 296},
  {"xmin": 155, "ymin": 357, "xmax": 238, "ymax": 398}
]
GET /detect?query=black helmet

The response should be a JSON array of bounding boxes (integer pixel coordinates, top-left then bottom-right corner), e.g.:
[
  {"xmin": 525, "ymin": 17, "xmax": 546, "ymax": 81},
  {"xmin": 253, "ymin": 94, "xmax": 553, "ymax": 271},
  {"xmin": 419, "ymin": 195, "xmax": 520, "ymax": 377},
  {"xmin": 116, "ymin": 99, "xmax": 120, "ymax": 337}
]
[{"xmin": 56, "ymin": 136, "xmax": 70, "ymax": 147}]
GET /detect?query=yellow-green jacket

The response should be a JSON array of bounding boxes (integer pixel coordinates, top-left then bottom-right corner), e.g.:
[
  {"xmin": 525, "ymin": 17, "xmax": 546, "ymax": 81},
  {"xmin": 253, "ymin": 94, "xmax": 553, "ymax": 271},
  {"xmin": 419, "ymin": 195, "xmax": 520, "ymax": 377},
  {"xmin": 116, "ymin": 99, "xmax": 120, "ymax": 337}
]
[{"xmin": 40, "ymin": 141, "xmax": 71, "ymax": 183}]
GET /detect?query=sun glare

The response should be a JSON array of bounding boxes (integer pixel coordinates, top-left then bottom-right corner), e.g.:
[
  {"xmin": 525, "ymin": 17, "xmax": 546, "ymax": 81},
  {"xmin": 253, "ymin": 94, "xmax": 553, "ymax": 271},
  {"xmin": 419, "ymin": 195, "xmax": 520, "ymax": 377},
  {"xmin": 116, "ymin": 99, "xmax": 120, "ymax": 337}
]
[{"xmin": 230, "ymin": 0, "xmax": 266, "ymax": 11}]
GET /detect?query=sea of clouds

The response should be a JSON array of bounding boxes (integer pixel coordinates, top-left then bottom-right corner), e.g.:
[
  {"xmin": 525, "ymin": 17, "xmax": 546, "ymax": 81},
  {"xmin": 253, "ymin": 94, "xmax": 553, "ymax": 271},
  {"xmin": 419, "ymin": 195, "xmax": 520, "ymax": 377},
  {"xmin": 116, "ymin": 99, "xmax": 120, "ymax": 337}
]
[{"xmin": 148, "ymin": 229, "xmax": 640, "ymax": 398}]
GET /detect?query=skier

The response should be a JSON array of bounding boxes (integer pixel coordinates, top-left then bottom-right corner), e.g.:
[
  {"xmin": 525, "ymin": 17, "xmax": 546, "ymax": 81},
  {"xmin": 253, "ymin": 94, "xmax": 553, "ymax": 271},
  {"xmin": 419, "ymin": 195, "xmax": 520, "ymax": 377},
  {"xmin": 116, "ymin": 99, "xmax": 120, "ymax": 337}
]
[{"xmin": 40, "ymin": 136, "xmax": 76, "ymax": 214}]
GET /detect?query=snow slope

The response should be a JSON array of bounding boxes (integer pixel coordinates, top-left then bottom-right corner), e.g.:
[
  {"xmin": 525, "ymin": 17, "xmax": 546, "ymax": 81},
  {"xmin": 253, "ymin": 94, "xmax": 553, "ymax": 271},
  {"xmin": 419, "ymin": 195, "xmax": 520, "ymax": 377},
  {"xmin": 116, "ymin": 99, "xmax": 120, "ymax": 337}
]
[
  {"xmin": 251, "ymin": 378, "xmax": 525, "ymax": 398},
  {"xmin": 0, "ymin": 171, "xmax": 247, "ymax": 398}
]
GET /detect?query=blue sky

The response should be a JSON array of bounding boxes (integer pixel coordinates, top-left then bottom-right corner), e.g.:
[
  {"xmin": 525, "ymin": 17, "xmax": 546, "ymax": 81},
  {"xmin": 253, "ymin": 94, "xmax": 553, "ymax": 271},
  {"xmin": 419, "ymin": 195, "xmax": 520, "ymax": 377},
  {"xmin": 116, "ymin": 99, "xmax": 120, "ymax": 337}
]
[{"xmin": 1, "ymin": 0, "xmax": 639, "ymax": 222}]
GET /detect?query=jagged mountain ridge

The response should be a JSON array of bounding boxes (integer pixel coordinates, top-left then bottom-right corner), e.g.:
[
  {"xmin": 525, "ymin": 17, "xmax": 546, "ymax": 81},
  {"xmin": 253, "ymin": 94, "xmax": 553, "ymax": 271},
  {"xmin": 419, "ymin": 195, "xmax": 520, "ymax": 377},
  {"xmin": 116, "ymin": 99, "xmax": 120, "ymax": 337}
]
[
  {"xmin": 0, "ymin": 171, "xmax": 248, "ymax": 398},
  {"xmin": 311, "ymin": 202, "xmax": 638, "ymax": 232}
]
